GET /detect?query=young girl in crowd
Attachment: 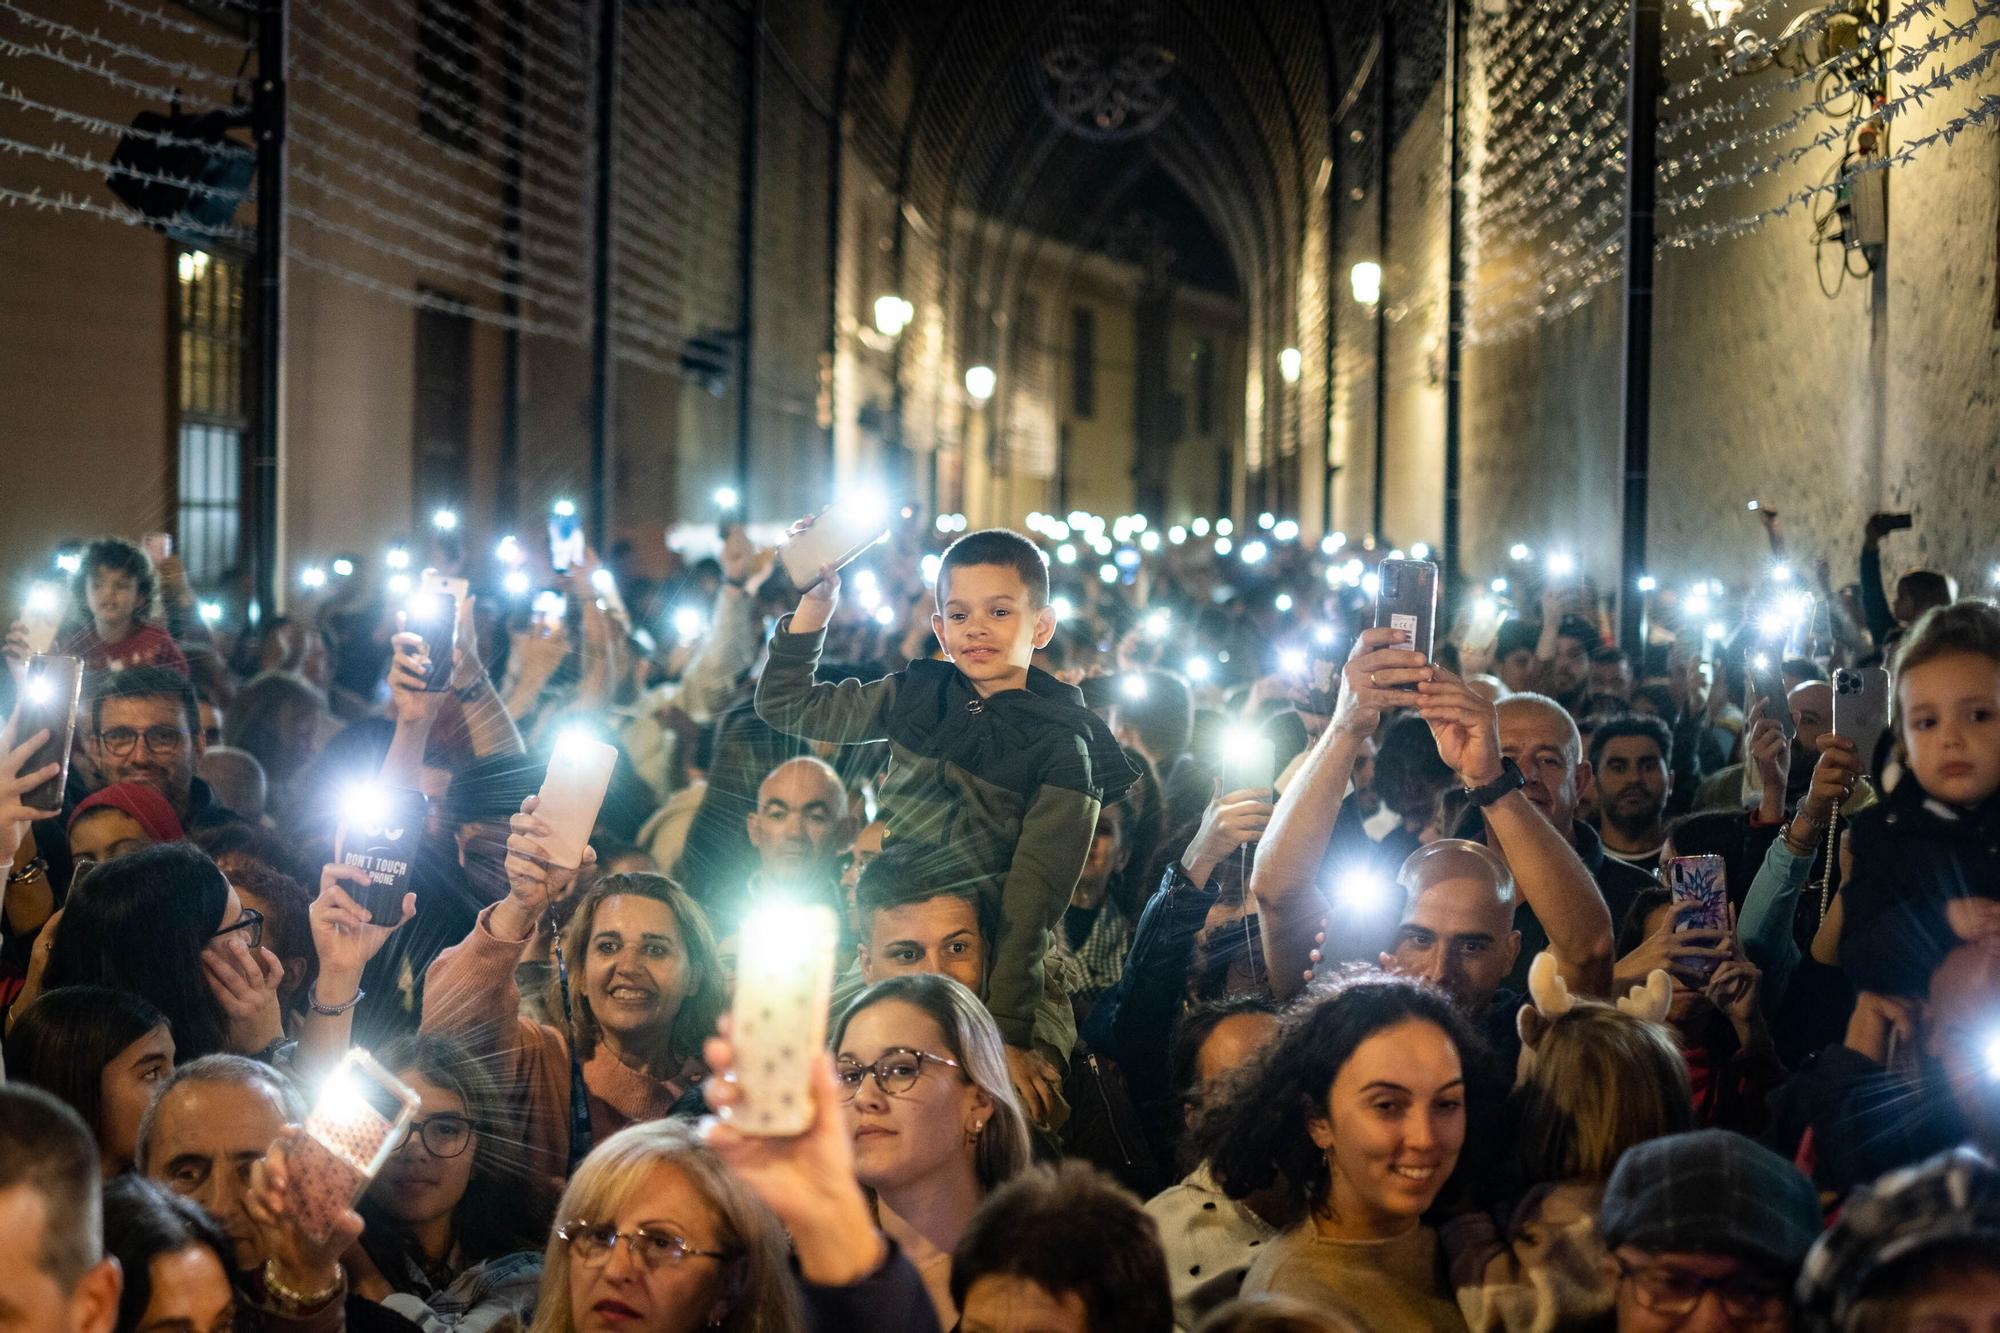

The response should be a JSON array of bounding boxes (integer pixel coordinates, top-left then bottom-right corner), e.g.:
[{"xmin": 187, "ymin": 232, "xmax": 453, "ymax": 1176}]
[
  {"xmin": 1836, "ymin": 599, "xmax": 2000, "ymax": 997},
  {"xmin": 30, "ymin": 843, "xmax": 284, "ymax": 1062},
  {"xmin": 353, "ymin": 1034, "xmax": 548, "ymax": 1333},
  {"xmin": 1194, "ymin": 973, "xmax": 1481, "ymax": 1331},
  {"xmin": 1442, "ymin": 956, "xmax": 1690, "ymax": 1331},
  {"xmin": 528, "ymin": 1120, "xmax": 800, "ymax": 1333},
  {"xmin": 830, "ymin": 973, "xmax": 1032, "ymax": 1326},
  {"xmin": 102, "ymin": 1175, "xmax": 239, "ymax": 1333},
  {"xmin": 66, "ymin": 781, "xmax": 184, "ymax": 873},
  {"xmin": 423, "ymin": 797, "xmax": 727, "ymax": 1188},
  {"xmin": 4, "ymin": 984, "xmax": 174, "ymax": 1176}
]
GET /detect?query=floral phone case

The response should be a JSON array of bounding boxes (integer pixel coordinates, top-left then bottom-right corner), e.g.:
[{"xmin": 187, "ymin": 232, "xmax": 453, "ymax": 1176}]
[{"xmin": 289, "ymin": 1051, "xmax": 420, "ymax": 1243}]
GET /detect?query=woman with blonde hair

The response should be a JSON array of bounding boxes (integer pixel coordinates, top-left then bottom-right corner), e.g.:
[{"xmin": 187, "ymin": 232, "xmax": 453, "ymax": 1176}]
[
  {"xmin": 528, "ymin": 1120, "xmax": 800, "ymax": 1333},
  {"xmin": 830, "ymin": 973, "xmax": 1031, "ymax": 1326},
  {"xmin": 424, "ymin": 798, "xmax": 728, "ymax": 1191},
  {"xmin": 1443, "ymin": 954, "xmax": 1690, "ymax": 1331}
]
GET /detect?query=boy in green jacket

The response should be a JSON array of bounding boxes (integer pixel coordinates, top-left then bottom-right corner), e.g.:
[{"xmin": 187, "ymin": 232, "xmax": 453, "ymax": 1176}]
[{"xmin": 757, "ymin": 527, "xmax": 1137, "ymax": 1120}]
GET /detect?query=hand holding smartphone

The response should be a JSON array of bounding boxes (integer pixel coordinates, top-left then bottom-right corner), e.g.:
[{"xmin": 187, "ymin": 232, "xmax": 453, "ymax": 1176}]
[
  {"xmin": 548, "ymin": 502, "xmax": 585, "ymax": 574},
  {"xmin": 1220, "ymin": 729, "xmax": 1278, "ymax": 797},
  {"xmin": 15, "ymin": 655, "xmax": 82, "ymax": 811},
  {"xmin": 283, "ymin": 1050, "xmax": 420, "ymax": 1243},
  {"xmin": 1665, "ymin": 854, "xmax": 1729, "ymax": 983},
  {"xmin": 402, "ymin": 591, "xmax": 457, "ymax": 693},
  {"xmin": 1371, "ymin": 559, "xmax": 1439, "ymax": 689},
  {"xmin": 535, "ymin": 733, "xmax": 619, "ymax": 870},
  {"xmin": 333, "ymin": 786, "xmax": 427, "ymax": 928},
  {"xmin": 1745, "ymin": 652, "xmax": 1795, "ymax": 742},
  {"xmin": 1832, "ymin": 667, "xmax": 1890, "ymax": 772},
  {"xmin": 727, "ymin": 902, "xmax": 840, "ymax": 1135},
  {"xmin": 779, "ymin": 491, "xmax": 894, "ymax": 590}
]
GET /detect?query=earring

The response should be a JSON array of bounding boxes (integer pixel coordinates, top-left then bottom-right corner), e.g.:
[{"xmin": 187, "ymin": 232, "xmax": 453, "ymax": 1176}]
[{"xmin": 966, "ymin": 1119, "xmax": 985, "ymax": 1144}]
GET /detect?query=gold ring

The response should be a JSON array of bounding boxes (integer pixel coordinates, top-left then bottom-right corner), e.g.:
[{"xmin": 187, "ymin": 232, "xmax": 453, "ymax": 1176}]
[{"xmin": 1368, "ymin": 672, "xmax": 1378, "ymax": 688}]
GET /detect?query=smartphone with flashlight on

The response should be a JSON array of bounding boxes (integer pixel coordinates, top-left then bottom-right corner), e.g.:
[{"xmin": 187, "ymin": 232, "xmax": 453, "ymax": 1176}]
[
  {"xmin": 1666, "ymin": 854, "xmax": 1729, "ymax": 982},
  {"xmin": 548, "ymin": 502, "xmax": 585, "ymax": 574},
  {"xmin": 15, "ymin": 654, "xmax": 82, "ymax": 811},
  {"xmin": 1372, "ymin": 558, "xmax": 1439, "ymax": 687},
  {"xmin": 333, "ymin": 785, "xmax": 426, "ymax": 928},
  {"xmin": 1745, "ymin": 650, "xmax": 1795, "ymax": 742},
  {"xmin": 141, "ymin": 532, "xmax": 173, "ymax": 564},
  {"xmin": 729, "ymin": 902, "xmax": 840, "ymax": 1135},
  {"xmin": 531, "ymin": 589, "xmax": 567, "ymax": 634},
  {"xmin": 285, "ymin": 1050, "xmax": 421, "ymax": 1243},
  {"xmin": 20, "ymin": 583, "xmax": 63, "ymax": 655},
  {"xmin": 1221, "ymin": 728, "xmax": 1278, "ymax": 796},
  {"xmin": 779, "ymin": 491, "xmax": 894, "ymax": 590},
  {"xmin": 402, "ymin": 591, "xmax": 457, "ymax": 693},
  {"xmin": 536, "ymin": 732, "xmax": 619, "ymax": 871},
  {"xmin": 421, "ymin": 569, "xmax": 469, "ymax": 604}
]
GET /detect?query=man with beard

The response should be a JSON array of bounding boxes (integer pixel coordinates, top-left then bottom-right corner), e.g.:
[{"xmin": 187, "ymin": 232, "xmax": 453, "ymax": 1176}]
[{"xmin": 1591, "ymin": 716, "xmax": 1675, "ymax": 875}]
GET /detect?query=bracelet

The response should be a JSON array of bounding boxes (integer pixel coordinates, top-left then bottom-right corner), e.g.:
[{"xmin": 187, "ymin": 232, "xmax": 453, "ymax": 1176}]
[
  {"xmin": 454, "ymin": 678, "xmax": 488, "ymax": 703},
  {"xmin": 1781, "ymin": 815, "xmax": 1824, "ymax": 857},
  {"xmin": 307, "ymin": 982, "xmax": 365, "ymax": 1016},
  {"xmin": 7, "ymin": 858, "xmax": 48, "ymax": 886},
  {"xmin": 263, "ymin": 1259, "xmax": 342, "ymax": 1312}
]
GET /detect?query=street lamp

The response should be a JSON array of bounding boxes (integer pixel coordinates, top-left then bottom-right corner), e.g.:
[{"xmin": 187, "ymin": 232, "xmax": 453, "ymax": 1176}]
[{"xmin": 965, "ymin": 365, "xmax": 996, "ymax": 402}]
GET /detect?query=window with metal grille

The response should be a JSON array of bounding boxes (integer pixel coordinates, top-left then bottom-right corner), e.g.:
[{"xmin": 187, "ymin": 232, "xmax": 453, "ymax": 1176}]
[
  {"xmin": 1070, "ymin": 305, "xmax": 1096, "ymax": 420},
  {"xmin": 416, "ymin": 0, "xmax": 481, "ymax": 154},
  {"xmin": 174, "ymin": 248, "xmax": 247, "ymax": 585}
]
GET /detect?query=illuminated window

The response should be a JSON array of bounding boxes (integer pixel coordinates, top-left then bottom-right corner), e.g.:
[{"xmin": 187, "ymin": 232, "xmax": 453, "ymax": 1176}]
[{"xmin": 174, "ymin": 247, "xmax": 247, "ymax": 584}]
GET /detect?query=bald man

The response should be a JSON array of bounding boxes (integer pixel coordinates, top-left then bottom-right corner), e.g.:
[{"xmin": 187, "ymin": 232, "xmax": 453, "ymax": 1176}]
[
  {"xmin": 1692, "ymin": 678, "xmax": 1834, "ymax": 813},
  {"xmin": 744, "ymin": 755, "xmax": 853, "ymax": 898}
]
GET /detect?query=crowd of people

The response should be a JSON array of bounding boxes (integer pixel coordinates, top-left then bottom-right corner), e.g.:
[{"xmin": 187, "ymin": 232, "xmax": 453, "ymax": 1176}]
[{"xmin": 0, "ymin": 497, "xmax": 1996, "ymax": 1333}]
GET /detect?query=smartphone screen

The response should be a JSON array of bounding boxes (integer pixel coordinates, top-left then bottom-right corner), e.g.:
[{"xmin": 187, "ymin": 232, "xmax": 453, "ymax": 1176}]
[
  {"xmin": 334, "ymin": 786, "xmax": 427, "ymax": 927},
  {"xmin": 1221, "ymin": 731, "xmax": 1278, "ymax": 795},
  {"xmin": 729, "ymin": 902, "xmax": 839, "ymax": 1135},
  {"xmin": 1666, "ymin": 854, "xmax": 1728, "ymax": 982},
  {"xmin": 1372, "ymin": 559, "xmax": 1438, "ymax": 689},
  {"xmin": 16, "ymin": 655, "xmax": 82, "ymax": 811},
  {"xmin": 21, "ymin": 584, "xmax": 62, "ymax": 656},
  {"xmin": 142, "ymin": 532, "xmax": 173, "ymax": 563},
  {"xmin": 421, "ymin": 569, "xmax": 469, "ymax": 604},
  {"xmin": 404, "ymin": 591, "xmax": 457, "ymax": 693},
  {"xmin": 532, "ymin": 589, "xmax": 567, "ymax": 632},
  {"xmin": 779, "ymin": 492, "xmax": 893, "ymax": 590},
  {"xmin": 289, "ymin": 1051, "xmax": 421, "ymax": 1243},
  {"xmin": 1833, "ymin": 666, "xmax": 1891, "ymax": 773},
  {"xmin": 536, "ymin": 733, "xmax": 619, "ymax": 870}
]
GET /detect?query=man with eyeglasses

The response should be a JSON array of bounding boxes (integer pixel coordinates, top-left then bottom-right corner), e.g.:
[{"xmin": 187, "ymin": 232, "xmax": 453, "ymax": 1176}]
[{"xmin": 1597, "ymin": 1129, "xmax": 1821, "ymax": 1332}]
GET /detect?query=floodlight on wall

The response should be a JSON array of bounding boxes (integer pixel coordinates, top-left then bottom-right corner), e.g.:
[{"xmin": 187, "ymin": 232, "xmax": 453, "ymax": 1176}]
[
  {"xmin": 965, "ymin": 365, "xmax": 997, "ymax": 402},
  {"xmin": 1350, "ymin": 261, "xmax": 1382, "ymax": 306},
  {"xmin": 1278, "ymin": 347, "xmax": 1302, "ymax": 384},
  {"xmin": 873, "ymin": 295, "xmax": 914, "ymax": 338}
]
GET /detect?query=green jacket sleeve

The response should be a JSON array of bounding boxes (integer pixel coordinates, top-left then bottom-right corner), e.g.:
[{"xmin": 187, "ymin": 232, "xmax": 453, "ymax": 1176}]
[
  {"xmin": 987, "ymin": 778, "xmax": 1100, "ymax": 1047},
  {"xmin": 754, "ymin": 613, "xmax": 899, "ymax": 744}
]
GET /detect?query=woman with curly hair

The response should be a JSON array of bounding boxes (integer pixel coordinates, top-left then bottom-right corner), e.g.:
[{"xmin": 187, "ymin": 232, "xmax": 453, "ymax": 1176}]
[{"xmin": 1190, "ymin": 973, "xmax": 1482, "ymax": 1331}]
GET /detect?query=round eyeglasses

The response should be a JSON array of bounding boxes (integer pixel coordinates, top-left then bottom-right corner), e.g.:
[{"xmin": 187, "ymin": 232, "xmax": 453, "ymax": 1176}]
[
  {"xmin": 833, "ymin": 1048, "xmax": 962, "ymax": 1102},
  {"xmin": 395, "ymin": 1113, "xmax": 475, "ymax": 1159}
]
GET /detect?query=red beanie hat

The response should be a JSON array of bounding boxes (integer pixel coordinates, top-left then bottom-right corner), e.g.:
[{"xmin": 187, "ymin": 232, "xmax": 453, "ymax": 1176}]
[{"xmin": 69, "ymin": 781, "xmax": 185, "ymax": 845}]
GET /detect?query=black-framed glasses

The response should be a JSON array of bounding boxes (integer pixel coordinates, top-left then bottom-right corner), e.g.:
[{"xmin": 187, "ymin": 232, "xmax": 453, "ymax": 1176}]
[
  {"xmin": 834, "ymin": 1048, "xmax": 962, "ymax": 1102},
  {"xmin": 396, "ymin": 1114, "xmax": 475, "ymax": 1159},
  {"xmin": 1616, "ymin": 1259, "xmax": 1786, "ymax": 1321},
  {"xmin": 555, "ymin": 1221, "xmax": 729, "ymax": 1270},
  {"xmin": 95, "ymin": 725, "xmax": 189, "ymax": 758},
  {"xmin": 208, "ymin": 909, "xmax": 264, "ymax": 952}
]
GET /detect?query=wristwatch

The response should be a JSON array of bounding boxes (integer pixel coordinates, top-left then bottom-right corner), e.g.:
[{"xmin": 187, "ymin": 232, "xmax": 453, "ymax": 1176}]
[{"xmin": 1463, "ymin": 758, "xmax": 1526, "ymax": 808}]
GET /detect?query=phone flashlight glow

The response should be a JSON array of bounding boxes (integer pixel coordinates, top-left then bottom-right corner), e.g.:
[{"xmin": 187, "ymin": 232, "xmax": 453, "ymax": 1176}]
[
  {"xmin": 1335, "ymin": 868, "xmax": 1392, "ymax": 914},
  {"xmin": 406, "ymin": 591, "xmax": 440, "ymax": 622},
  {"xmin": 25, "ymin": 675, "xmax": 52, "ymax": 704},
  {"xmin": 1120, "ymin": 675, "xmax": 1149, "ymax": 702},
  {"xmin": 25, "ymin": 584, "xmax": 57, "ymax": 614}
]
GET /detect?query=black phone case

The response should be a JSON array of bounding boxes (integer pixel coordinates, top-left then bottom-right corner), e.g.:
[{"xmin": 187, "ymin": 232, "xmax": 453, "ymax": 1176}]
[
  {"xmin": 1371, "ymin": 559, "xmax": 1439, "ymax": 690},
  {"xmin": 334, "ymin": 788, "xmax": 427, "ymax": 927},
  {"xmin": 407, "ymin": 593, "xmax": 457, "ymax": 692},
  {"xmin": 17, "ymin": 655, "xmax": 82, "ymax": 811}
]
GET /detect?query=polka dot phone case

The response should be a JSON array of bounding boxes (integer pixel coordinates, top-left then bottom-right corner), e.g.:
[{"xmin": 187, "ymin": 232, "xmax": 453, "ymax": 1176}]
[
  {"xmin": 291, "ymin": 1050, "xmax": 421, "ymax": 1243},
  {"xmin": 729, "ymin": 903, "xmax": 840, "ymax": 1136}
]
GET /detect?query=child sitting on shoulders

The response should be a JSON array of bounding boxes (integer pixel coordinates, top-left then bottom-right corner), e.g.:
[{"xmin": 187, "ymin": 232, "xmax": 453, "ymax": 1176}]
[{"xmin": 757, "ymin": 527, "xmax": 1137, "ymax": 1120}]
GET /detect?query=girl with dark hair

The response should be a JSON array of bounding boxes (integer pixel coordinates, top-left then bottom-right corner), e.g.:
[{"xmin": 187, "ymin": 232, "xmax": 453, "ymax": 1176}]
[
  {"xmin": 102, "ymin": 1175, "xmax": 238, "ymax": 1333},
  {"xmin": 1193, "ymin": 974, "xmax": 1482, "ymax": 1330},
  {"xmin": 423, "ymin": 796, "xmax": 727, "ymax": 1193},
  {"xmin": 5, "ymin": 985, "xmax": 174, "ymax": 1175},
  {"xmin": 352, "ymin": 1033, "xmax": 548, "ymax": 1333},
  {"xmin": 830, "ymin": 973, "xmax": 1032, "ymax": 1326},
  {"xmin": 33, "ymin": 842, "xmax": 284, "ymax": 1061}
]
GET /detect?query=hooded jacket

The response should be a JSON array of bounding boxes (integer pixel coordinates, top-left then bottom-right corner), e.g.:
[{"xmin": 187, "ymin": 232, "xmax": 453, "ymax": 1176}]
[{"xmin": 757, "ymin": 615, "xmax": 1137, "ymax": 1045}]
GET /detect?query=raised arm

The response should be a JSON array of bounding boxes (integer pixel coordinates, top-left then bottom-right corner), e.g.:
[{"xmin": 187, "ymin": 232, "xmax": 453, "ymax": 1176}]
[
  {"xmin": 1256, "ymin": 628, "xmax": 1426, "ymax": 1002},
  {"xmin": 446, "ymin": 595, "xmax": 525, "ymax": 758},
  {"xmin": 379, "ymin": 632, "xmax": 446, "ymax": 789},
  {"xmin": 296, "ymin": 862, "xmax": 417, "ymax": 1076},
  {"xmin": 755, "ymin": 611, "xmax": 900, "ymax": 744},
  {"xmin": 1417, "ymin": 669, "xmax": 1614, "ymax": 997}
]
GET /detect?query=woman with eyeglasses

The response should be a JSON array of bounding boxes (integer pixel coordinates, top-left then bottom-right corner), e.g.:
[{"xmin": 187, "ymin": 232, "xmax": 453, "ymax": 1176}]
[
  {"xmin": 830, "ymin": 973, "xmax": 1032, "ymax": 1327},
  {"xmin": 350, "ymin": 1034, "xmax": 548, "ymax": 1333},
  {"xmin": 528, "ymin": 1119, "xmax": 800, "ymax": 1333},
  {"xmin": 22, "ymin": 842, "xmax": 285, "ymax": 1061}
]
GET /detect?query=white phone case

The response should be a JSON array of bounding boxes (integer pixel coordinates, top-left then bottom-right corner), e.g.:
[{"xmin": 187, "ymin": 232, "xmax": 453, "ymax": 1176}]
[
  {"xmin": 536, "ymin": 735, "xmax": 618, "ymax": 869},
  {"xmin": 422, "ymin": 569, "xmax": 470, "ymax": 603},
  {"xmin": 779, "ymin": 500, "xmax": 891, "ymax": 589},
  {"xmin": 729, "ymin": 903, "xmax": 840, "ymax": 1136}
]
